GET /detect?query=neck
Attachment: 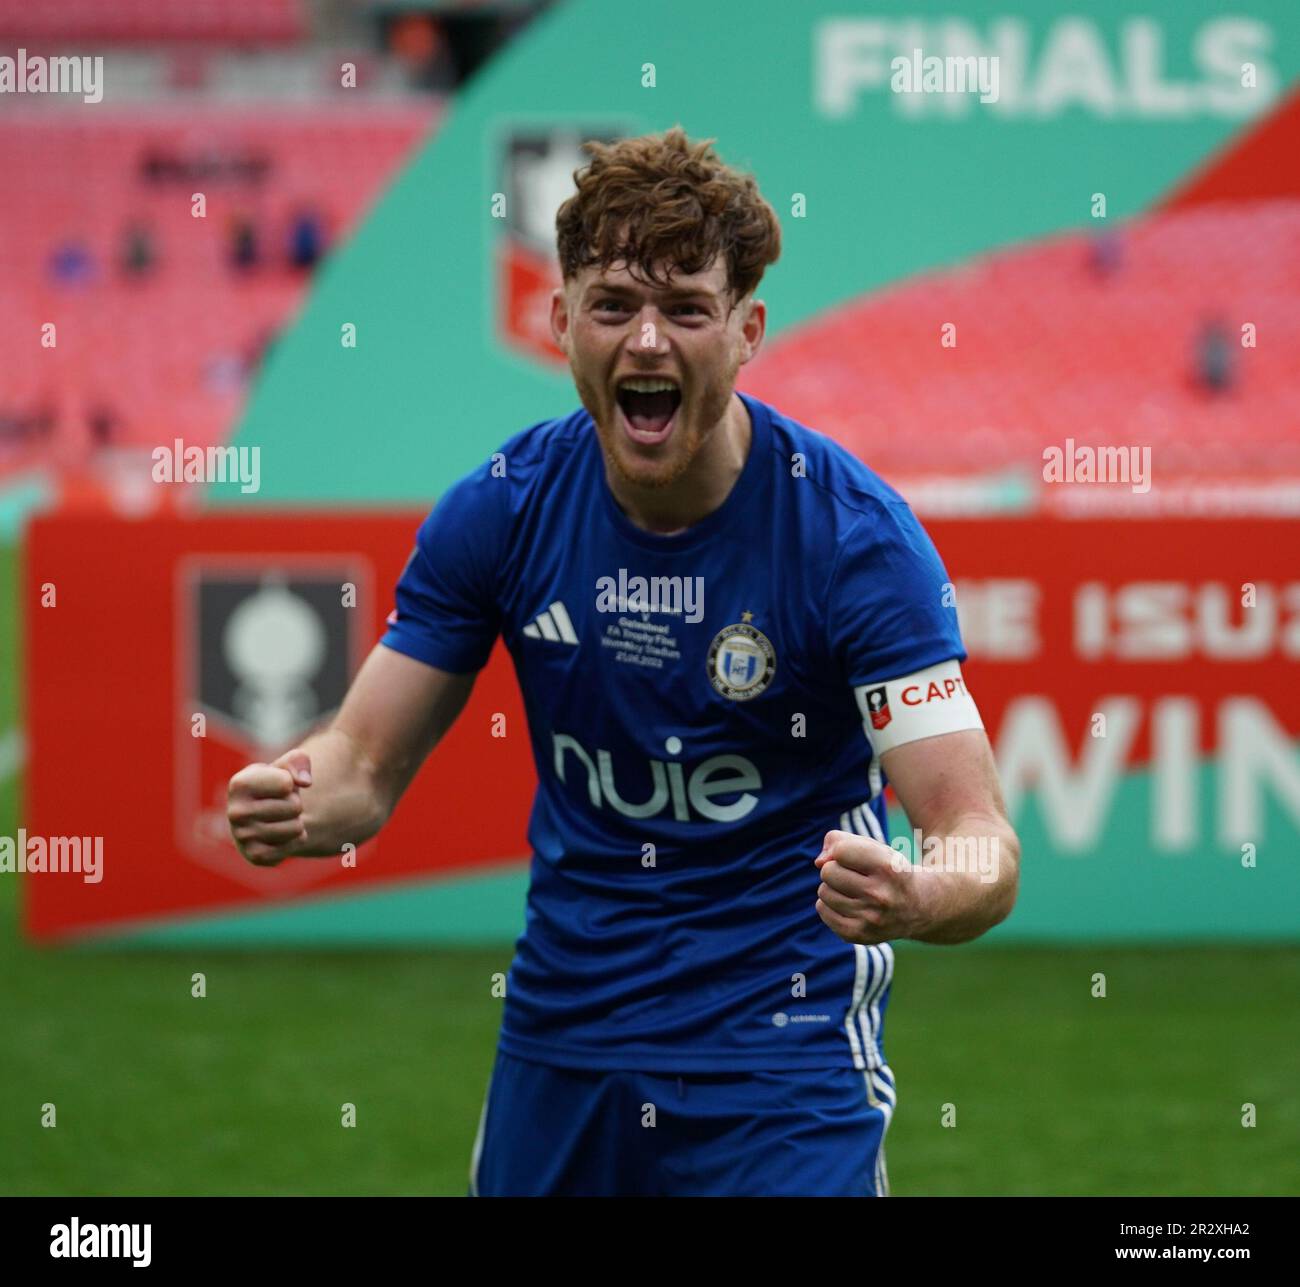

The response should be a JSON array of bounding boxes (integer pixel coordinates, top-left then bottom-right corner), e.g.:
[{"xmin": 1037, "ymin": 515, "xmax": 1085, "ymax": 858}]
[{"xmin": 607, "ymin": 393, "xmax": 753, "ymax": 535}]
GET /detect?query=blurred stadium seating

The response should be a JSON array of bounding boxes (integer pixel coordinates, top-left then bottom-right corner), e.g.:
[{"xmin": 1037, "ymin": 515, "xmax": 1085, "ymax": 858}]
[
  {"xmin": 0, "ymin": 108, "xmax": 437, "ymax": 483},
  {"xmin": 746, "ymin": 199, "xmax": 1300, "ymax": 482},
  {"xmin": 0, "ymin": 0, "xmax": 545, "ymax": 501},
  {"xmin": 0, "ymin": 0, "xmax": 308, "ymax": 44}
]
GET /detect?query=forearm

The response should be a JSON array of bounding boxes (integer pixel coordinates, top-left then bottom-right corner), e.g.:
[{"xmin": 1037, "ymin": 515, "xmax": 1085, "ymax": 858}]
[
  {"xmin": 287, "ymin": 725, "xmax": 391, "ymax": 858},
  {"xmin": 909, "ymin": 813, "xmax": 1020, "ymax": 945}
]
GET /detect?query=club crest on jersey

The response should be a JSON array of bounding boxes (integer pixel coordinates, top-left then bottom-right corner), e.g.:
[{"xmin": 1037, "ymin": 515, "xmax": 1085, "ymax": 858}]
[{"xmin": 707, "ymin": 618, "xmax": 776, "ymax": 701}]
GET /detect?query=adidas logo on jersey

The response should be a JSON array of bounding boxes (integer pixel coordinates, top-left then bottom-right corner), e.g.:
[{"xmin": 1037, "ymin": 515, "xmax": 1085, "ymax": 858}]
[{"xmin": 523, "ymin": 601, "xmax": 578, "ymax": 644}]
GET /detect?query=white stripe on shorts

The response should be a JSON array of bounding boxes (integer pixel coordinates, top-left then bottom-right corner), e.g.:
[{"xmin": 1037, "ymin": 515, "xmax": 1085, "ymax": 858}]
[
  {"xmin": 862, "ymin": 1062, "xmax": 896, "ymax": 1196},
  {"xmin": 468, "ymin": 1064, "xmax": 495, "ymax": 1197}
]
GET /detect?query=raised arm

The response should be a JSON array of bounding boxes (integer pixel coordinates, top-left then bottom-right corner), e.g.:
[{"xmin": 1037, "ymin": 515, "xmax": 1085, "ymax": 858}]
[{"xmin": 226, "ymin": 644, "xmax": 475, "ymax": 867}]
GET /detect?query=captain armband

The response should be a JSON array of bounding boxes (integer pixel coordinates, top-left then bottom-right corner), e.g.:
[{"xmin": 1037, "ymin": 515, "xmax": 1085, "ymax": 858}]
[{"xmin": 853, "ymin": 658, "xmax": 984, "ymax": 756}]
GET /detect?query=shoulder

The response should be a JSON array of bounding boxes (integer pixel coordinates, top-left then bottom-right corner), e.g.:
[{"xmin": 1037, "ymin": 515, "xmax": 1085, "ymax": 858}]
[
  {"xmin": 490, "ymin": 405, "xmax": 594, "ymax": 484},
  {"xmin": 750, "ymin": 399, "xmax": 966, "ymax": 672}
]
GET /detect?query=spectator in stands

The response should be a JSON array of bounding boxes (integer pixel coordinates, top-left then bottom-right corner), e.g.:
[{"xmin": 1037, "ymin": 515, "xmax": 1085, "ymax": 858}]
[
  {"xmin": 87, "ymin": 402, "xmax": 120, "ymax": 448},
  {"xmin": 390, "ymin": 14, "xmax": 458, "ymax": 92},
  {"xmin": 0, "ymin": 401, "xmax": 55, "ymax": 447},
  {"xmin": 1194, "ymin": 317, "xmax": 1233, "ymax": 395},
  {"xmin": 49, "ymin": 239, "xmax": 96, "ymax": 287},
  {"xmin": 141, "ymin": 148, "xmax": 178, "ymax": 184},
  {"xmin": 287, "ymin": 206, "xmax": 326, "ymax": 272},
  {"xmin": 229, "ymin": 214, "xmax": 260, "ymax": 274},
  {"xmin": 1086, "ymin": 231, "xmax": 1123, "ymax": 279},
  {"xmin": 205, "ymin": 352, "xmax": 247, "ymax": 395},
  {"xmin": 120, "ymin": 221, "xmax": 157, "ymax": 279}
]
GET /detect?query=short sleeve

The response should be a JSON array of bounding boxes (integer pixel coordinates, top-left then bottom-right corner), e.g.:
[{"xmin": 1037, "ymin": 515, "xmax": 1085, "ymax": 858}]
[
  {"xmin": 828, "ymin": 500, "xmax": 966, "ymax": 686},
  {"xmin": 379, "ymin": 468, "xmax": 506, "ymax": 674}
]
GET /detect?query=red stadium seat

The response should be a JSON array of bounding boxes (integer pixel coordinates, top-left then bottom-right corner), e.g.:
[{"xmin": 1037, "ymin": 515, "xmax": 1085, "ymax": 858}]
[{"xmin": 0, "ymin": 0, "xmax": 308, "ymax": 44}]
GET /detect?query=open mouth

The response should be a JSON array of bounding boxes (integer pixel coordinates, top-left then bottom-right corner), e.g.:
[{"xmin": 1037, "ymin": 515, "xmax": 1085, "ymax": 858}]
[{"xmin": 615, "ymin": 377, "xmax": 682, "ymax": 444}]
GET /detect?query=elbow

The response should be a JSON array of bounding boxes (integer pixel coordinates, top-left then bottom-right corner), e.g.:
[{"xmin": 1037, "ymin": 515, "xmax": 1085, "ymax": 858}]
[{"xmin": 989, "ymin": 829, "xmax": 1021, "ymax": 928}]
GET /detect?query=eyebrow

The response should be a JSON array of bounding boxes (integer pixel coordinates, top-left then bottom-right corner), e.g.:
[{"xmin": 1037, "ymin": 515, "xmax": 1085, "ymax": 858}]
[{"xmin": 586, "ymin": 283, "xmax": 716, "ymax": 302}]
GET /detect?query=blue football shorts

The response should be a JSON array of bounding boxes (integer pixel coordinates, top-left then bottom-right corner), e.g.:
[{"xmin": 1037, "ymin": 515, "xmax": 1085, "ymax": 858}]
[{"xmin": 469, "ymin": 1047, "xmax": 895, "ymax": 1197}]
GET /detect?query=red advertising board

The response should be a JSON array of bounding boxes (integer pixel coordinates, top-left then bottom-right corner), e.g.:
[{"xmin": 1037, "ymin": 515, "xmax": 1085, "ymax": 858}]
[
  {"xmin": 23, "ymin": 512, "xmax": 530, "ymax": 939},
  {"xmin": 22, "ymin": 513, "xmax": 1298, "ymax": 940}
]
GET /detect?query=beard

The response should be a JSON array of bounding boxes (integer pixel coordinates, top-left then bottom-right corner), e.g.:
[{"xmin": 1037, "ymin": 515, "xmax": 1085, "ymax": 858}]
[{"xmin": 572, "ymin": 363, "xmax": 735, "ymax": 491}]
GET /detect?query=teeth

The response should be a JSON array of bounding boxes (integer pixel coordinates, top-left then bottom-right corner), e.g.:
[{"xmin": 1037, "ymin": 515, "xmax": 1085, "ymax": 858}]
[{"xmin": 619, "ymin": 378, "xmax": 679, "ymax": 393}]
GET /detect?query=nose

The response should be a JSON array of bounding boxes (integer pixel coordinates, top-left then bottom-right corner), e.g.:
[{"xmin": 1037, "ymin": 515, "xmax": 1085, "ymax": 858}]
[{"xmin": 624, "ymin": 304, "xmax": 672, "ymax": 359}]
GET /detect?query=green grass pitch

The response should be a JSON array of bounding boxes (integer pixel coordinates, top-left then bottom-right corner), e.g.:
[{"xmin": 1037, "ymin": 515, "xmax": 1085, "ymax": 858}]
[{"xmin": 0, "ymin": 872, "xmax": 1294, "ymax": 1196}]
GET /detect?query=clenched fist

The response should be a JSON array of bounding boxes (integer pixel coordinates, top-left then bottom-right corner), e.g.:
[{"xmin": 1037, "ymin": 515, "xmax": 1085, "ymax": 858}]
[
  {"xmin": 814, "ymin": 829, "xmax": 935, "ymax": 945},
  {"xmin": 227, "ymin": 749, "xmax": 313, "ymax": 867}
]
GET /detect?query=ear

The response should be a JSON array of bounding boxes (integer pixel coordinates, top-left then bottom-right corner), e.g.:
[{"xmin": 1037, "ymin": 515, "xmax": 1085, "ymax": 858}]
[
  {"xmin": 737, "ymin": 295, "xmax": 766, "ymax": 365},
  {"xmin": 549, "ymin": 286, "xmax": 572, "ymax": 355}
]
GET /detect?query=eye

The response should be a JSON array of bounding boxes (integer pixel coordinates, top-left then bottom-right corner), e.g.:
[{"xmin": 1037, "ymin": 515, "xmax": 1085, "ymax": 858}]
[
  {"xmin": 593, "ymin": 298, "xmax": 628, "ymax": 313},
  {"xmin": 671, "ymin": 303, "xmax": 706, "ymax": 317}
]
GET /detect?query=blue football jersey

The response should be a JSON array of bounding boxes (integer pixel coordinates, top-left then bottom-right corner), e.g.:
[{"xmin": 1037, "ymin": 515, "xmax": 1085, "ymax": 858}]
[{"xmin": 381, "ymin": 391, "xmax": 968, "ymax": 1072}]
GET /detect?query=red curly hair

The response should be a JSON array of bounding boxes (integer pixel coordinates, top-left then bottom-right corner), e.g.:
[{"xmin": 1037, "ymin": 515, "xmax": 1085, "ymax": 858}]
[{"xmin": 555, "ymin": 126, "xmax": 781, "ymax": 304}]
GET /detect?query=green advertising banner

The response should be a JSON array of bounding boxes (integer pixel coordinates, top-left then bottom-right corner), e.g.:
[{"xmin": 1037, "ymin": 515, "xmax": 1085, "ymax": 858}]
[{"xmin": 217, "ymin": 0, "xmax": 1300, "ymax": 504}]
